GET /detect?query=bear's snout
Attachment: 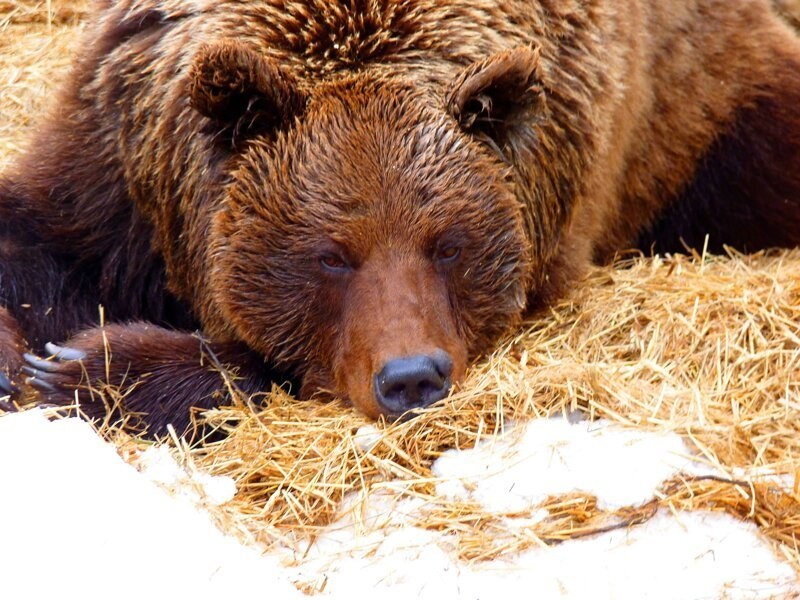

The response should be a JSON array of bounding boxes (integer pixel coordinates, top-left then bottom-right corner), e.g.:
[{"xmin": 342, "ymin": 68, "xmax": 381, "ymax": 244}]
[{"xmin": 373, "ymin": 350, "xmax": 453, "ymax": 416}]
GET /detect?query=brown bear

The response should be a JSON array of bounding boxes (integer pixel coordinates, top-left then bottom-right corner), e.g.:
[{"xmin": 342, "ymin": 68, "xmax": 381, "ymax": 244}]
[{"xmin": 1, "ymin": 0, "xmax": 799, "ymax": 435}]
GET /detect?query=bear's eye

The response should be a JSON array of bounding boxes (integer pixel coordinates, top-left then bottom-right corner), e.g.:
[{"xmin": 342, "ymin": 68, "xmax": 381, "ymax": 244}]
[
  {"xmin": 319, "ymin": 253, "xmax": 351, "ymax": 273},
  {"xmin": 435, "ymin": 245, "xmax": 461, "ymax": 264}
]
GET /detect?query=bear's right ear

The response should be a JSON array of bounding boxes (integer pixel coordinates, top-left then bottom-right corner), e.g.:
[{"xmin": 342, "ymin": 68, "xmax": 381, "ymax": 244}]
[
  {"xmin": 446, "ymin": 46, "xmax": 545, "ymax": 148},
  {"xmin": 189, "ymin": 41, "xmax": 306, "ymax": 147}
]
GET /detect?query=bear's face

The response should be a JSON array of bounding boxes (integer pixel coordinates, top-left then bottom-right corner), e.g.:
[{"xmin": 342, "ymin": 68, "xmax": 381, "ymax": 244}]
[{"xmin": 197, "ymin": 43, "xmax": 542, "ymax": 418}]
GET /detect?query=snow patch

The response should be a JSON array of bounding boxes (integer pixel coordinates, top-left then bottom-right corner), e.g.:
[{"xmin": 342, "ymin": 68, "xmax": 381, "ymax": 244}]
[
  {"xmin": 0, "ymin": 409, "xmax": 302, "ymax": 600},
  {"xmin": 137, "ymin": 444, "xmax": 237, "ymax": 506},
  {"xmin": 0, "ymin": 410, "xmax": 796, "ymax": 599},
  {"xmin": 297, "ymin": 509, "xmax": 798, "ymax": 599},
  {"xmin": 432, "ymin": 417, "xmax": 709, "ymax": 511}
]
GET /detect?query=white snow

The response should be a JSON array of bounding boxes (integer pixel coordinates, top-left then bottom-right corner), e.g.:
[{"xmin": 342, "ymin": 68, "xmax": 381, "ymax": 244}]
[
  {"xmin": 137, "ymin": 444, "xmax": 237, "ymax": 506},
  {"xmin": 354, "ymin": 423, "xmax": 383, "ymax": 452},
  {"xmin": 431, "ymin": 417, "xmax": 710, "ymax": 511},
  {"xmin": 293, "ymin": 510, "xmax": 798, "ymax": 600},
  {"xmin": 0, "ymin": 410, "xmax": 303, "ymax": 600},
  {"xmin": 0, "ymin": 409, "xmax": 797, "ymax": 599}
]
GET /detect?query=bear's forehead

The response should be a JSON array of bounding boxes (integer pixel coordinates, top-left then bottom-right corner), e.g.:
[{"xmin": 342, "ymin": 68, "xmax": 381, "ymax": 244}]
[
  {"xmin": 257, "ymin": 1, "xmax": 485, "ymax": 59},
  {"xmin": 232, "ymin": 72, "xmax": 510, "ymax": 224},
  {"xmin": 283, "ymin": 87, "xmax": 488, "ymax": 205},
  {"xmin": 204, "ymin": 0, "xmax": 515, "ymax": 77}
]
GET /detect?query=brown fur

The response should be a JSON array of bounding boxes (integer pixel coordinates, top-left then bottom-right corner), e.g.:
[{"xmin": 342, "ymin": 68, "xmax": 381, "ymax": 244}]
[
  {"xmin": 1, "ymin": 0, "xmax": 799, "ymax": 435},
  {"xmin": 0, "ymin": 308, "xmax": 25, "ymax": 380}
]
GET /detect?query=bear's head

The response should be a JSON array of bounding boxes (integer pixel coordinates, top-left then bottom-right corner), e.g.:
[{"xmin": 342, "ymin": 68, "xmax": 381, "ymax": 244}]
[{"xmin": 191, "ymin": 41, "xmax": 543, "ymax": 419}]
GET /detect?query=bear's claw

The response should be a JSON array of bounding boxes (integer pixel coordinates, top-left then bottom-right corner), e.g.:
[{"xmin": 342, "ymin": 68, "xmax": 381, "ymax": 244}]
[
  {"xmin": 22, "ymin": 353, "xmax": 62, "ymax": 373},
  {"xmin": 24, "ymin": 375, "xmax": 58, "ymax": 393},
  {"xmin": 44, "ymin": 342, "xmax": 87, "ymax": 362},
  {"xmin": 22, "ymin": 353, "xmax": 61, "ymax": 391},
  {"xmin": 22, "ymin": 344, "xmax": 87, "ymax": 394},
  {"xmin": 0, "ymin": 371, "xmax": 19, "ymax": 397}
]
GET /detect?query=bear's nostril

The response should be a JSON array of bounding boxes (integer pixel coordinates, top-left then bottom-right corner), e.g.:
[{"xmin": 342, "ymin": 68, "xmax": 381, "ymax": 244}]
[{"xmin": 374, "ymin": 352, "xmax": 453, "ymax": 416}]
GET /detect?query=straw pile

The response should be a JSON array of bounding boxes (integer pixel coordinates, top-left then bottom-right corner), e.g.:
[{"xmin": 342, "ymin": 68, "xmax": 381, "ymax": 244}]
[
  {"xmin": 2, "ymin": 0, "xmax": 799, "ymax": 576},
  {"xmin": 182, "ymin": 251, "xmax": 800, "ymax": 569},
  {"xmin": 0, "ymin": 0, "xmax": 88, "ymax": 169}
]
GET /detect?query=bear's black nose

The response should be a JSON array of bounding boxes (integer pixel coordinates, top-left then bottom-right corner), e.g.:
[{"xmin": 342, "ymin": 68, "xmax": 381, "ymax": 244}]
[{"xmin": 374, "ymin": 351, "xmax": 453, "ymax": 416}]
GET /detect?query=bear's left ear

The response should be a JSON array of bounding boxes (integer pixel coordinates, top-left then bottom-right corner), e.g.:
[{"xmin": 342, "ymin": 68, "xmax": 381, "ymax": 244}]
[
  {"xmin": 446, "ymin": 45, "xmax": 545, "ymax": 145},
  {"xmin": 189, "ymin": 41, "xmax": 307, "ymax": 147}
]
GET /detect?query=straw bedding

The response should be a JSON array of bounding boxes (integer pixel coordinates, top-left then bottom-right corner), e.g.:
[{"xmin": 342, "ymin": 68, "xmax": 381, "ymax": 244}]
[{"xmin": 2, "ymin": 0, "xmax": 799, "ymax": 575}]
